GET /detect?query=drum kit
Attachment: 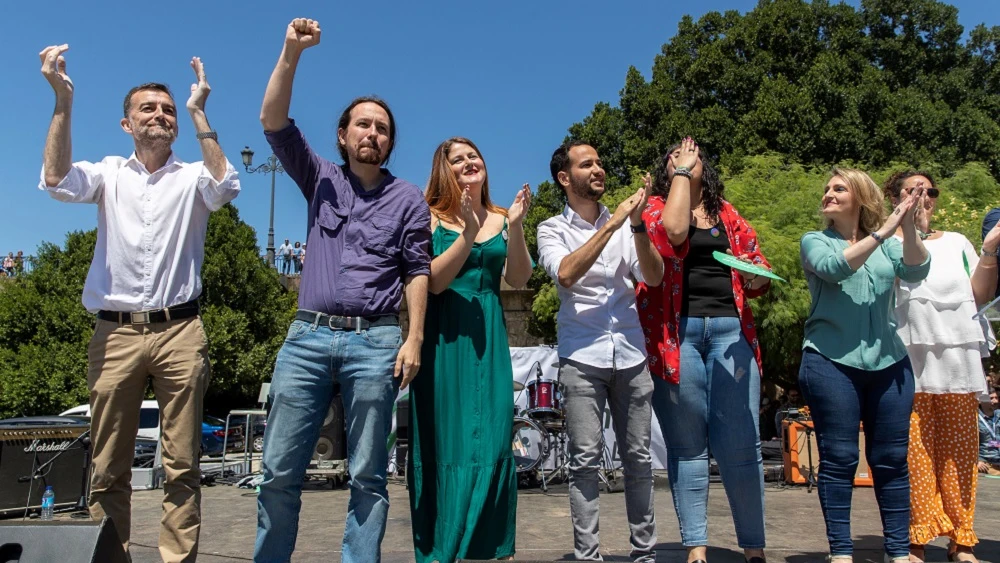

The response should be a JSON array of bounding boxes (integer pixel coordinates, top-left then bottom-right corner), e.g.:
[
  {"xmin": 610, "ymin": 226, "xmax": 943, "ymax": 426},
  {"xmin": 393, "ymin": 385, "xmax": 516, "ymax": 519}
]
[{"xmin": 510, "ymin": 361, "xmax": 621, "ymax": 492}]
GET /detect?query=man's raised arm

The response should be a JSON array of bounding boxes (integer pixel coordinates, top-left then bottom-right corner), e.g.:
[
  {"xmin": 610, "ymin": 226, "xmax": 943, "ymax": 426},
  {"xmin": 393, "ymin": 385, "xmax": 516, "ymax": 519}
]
[{"xmin": 261, "ymin": 18, "xmax": 321, "ymax": 132}]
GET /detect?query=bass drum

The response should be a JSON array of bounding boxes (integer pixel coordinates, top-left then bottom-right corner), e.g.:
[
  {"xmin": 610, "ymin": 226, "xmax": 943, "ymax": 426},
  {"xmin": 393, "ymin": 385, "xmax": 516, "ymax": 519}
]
[{"xmin": 511, "ymin": 416, "xmax": 548, "ymax": 473}]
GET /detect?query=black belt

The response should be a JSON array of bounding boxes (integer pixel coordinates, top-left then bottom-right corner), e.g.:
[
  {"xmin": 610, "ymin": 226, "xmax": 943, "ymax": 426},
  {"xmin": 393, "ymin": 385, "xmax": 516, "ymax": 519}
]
[
  {"xmin": 97, "ymin": 300, "xmax": 200, "ymax": 325},
  {"xmin": 294, "ymin": 310, "xmax": 399, "ymax": 332}
]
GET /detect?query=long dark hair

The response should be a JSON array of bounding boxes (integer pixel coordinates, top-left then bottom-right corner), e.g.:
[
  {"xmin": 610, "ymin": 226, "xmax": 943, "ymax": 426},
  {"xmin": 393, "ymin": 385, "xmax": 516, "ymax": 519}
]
[{"xmin": 651, "ymin": 143, "xmax": 725, "ymax": 221}]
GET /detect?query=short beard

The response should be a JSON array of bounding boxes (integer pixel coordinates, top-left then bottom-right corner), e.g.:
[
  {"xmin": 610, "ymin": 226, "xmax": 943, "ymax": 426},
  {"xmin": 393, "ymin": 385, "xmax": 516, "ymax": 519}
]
[
  {"xmin": 570, "ymin": 175, "xmax": 601, "ymax": 202},
  {"xmin": 353, "ymin": 143, "xmax": 383, "ymax": 165},
  {"xmin": 133, "ymin": 124, "xmax": 176, "ymax": 152}
]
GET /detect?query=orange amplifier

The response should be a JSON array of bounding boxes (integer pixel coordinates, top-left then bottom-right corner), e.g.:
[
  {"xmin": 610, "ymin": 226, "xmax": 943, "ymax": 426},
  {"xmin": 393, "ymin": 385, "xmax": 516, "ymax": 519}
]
[{"xmin": 781, "ymin": 420, "xmax": 873, "ymax": 487}]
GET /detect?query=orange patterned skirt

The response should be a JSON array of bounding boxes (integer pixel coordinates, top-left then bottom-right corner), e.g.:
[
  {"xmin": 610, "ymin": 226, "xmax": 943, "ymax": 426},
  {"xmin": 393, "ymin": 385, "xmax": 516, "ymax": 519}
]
[{"xmin": 908, "ymin": 392, "xmax": 980, "ymax": 546}]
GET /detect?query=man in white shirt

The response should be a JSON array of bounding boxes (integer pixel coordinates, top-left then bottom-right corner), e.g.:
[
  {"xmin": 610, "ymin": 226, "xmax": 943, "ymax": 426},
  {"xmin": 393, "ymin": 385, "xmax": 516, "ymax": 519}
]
[
  {"xmin": 277, "ymin": 238, "xmax": 293, "ymax": 274},
  {"xmin": 38, "ymin": 45, "xmax": 240, "ymax": 563},
  {"xmin": 537, "ymin": 141, "xmax": 664, "ymax": 562}
]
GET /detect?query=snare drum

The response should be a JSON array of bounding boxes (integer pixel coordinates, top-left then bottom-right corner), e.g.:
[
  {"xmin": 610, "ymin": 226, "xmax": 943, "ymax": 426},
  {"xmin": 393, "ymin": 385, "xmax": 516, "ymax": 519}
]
[
  {"xmin": 511, "ymin": 416, "xmax": 548, "ymax": 473},
  {"xmin": 526, "ymin": 379, "xmax": 562, "ymax": 419}
]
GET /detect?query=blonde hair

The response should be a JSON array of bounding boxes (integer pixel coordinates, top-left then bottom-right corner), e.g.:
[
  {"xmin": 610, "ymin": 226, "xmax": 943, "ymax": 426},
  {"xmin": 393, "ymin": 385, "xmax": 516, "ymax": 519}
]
[{"xmin": 825, "ymin": 166, "xmax": 887, "ymax": 236}]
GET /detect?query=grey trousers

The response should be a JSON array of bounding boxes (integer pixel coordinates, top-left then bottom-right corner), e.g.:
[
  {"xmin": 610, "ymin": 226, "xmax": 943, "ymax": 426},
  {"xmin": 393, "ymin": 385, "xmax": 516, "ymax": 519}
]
[{"xmin": 560, "ymin": 358, "xmax": 656, "ymax": 562}]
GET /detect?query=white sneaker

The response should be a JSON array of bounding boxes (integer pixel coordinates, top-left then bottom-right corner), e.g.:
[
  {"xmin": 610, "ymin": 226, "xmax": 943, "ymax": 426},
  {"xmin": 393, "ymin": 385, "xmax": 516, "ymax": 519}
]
[
  {"xmin": 883, "ymin": 555, "xmax": 909, "ymax": 563},
  {"xmin": 827, "ymin": 556, "xmax": 853, "ymax": 562}
]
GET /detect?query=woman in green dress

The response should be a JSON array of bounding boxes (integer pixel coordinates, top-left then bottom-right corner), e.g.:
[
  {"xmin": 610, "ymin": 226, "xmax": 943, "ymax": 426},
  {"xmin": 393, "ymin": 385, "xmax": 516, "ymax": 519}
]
[{"xmin": 408, "ymin": 137, "xmax": 533, "ymax": 562}]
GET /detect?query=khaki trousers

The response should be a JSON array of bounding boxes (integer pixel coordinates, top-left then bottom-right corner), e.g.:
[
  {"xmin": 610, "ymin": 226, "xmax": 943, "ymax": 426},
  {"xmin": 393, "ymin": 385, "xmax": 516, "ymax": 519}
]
[{"xmin": 87, "ymin": 316, "xmax": 210, "ymax": 563}]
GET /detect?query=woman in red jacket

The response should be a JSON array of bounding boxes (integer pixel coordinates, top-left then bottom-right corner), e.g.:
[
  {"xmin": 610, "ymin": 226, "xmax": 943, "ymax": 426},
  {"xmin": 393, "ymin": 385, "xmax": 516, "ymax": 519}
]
[{"xmin": 638, "ymin": 137, "xmax": 772, "ymax": 563}]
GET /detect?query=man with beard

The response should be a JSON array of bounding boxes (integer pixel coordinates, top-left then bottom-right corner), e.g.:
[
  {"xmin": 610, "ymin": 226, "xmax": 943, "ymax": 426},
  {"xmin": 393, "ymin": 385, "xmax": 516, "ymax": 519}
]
[
  {"xmin": 38, "ymin": 45, "xmax": 239, "ymax": 563},
  {"xmin": 536, "ymin": 141, "xmax": 663, "ymax": 562},
  {"xmin": 253, "ymin": 18, "xmax": 430, "ymax": 563}
]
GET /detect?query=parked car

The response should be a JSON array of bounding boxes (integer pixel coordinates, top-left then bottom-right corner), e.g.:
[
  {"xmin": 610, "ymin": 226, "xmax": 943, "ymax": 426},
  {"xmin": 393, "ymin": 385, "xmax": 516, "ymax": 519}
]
[
  {"xmin": 59, "ymin": 402, "xmax": 245, "ymax": 457},
  {"xmin": 202, "ymin": 415, "xmax": 244, "ymax": 457},
  {"xmin": 61, "ymin": 400, "xmax": 159, "ymax": 441}
]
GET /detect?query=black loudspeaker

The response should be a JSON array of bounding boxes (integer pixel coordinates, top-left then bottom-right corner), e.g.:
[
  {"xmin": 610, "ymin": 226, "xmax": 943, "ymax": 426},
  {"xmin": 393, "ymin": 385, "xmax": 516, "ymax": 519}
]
[
  {"xmin": 313, "ymin": 395, "xmax": 346, "ymax": 461},
  {"xmin": 0, "ymin": 418, "xmax": 90, "ymax": 519},
  {"xmin": 0, "ymin": 517, "xmax": 129, "ymax": 563}
]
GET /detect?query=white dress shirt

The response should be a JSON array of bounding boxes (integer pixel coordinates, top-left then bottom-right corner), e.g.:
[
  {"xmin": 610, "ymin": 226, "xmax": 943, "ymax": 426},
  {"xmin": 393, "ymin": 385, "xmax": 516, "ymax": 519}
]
[
  {"xmin": 39, "ymin": 153, "xmax": 240, "ymax": 313},
  {"xmin": 537, "ymin": 204, "xmax": 647, "ymax": 370}
]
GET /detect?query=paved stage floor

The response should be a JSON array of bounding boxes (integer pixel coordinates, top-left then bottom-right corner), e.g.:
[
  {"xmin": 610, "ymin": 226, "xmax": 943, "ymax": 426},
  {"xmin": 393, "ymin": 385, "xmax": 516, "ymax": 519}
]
[{"xmin": 123, "ymin": 473, "xmax": 1000, "ymax": 562}]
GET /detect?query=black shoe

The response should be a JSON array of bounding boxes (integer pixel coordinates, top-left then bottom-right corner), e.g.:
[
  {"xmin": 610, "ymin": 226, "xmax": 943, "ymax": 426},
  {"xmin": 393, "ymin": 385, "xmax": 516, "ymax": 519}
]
[{"xmin": 746, "ymin": 558, "xmax": 766, "ymax": 563}]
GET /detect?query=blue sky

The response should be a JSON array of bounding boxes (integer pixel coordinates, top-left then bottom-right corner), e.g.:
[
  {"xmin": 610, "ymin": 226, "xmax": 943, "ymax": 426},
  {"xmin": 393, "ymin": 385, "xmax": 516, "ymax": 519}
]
[{"xmin": 2, "ymin": 0, "xmax": 997, "ymax": 257}]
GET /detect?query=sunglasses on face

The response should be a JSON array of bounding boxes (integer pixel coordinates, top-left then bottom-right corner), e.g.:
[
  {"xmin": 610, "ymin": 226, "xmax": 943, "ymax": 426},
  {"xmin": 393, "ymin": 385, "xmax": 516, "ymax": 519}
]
[{"xmin": 903, "ymin": 187, "xmax": 940, "ymax": 198}]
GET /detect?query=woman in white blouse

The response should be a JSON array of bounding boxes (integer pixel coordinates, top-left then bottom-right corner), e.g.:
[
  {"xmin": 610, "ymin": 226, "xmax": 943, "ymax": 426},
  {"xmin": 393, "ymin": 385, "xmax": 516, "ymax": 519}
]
[{"xmin": 886, "ymin": 170, "xmax": 1000, "ymax": 563}]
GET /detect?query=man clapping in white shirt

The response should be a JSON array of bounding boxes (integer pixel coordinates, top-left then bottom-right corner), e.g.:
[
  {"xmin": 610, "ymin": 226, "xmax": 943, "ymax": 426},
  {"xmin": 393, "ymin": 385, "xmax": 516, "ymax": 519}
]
[
  {"xmin": 38, "ymin": 44, "xmax": 240, "ymax": 563},
  {"xmin": 537, "ymin": 141, "xmax": 663, "ymax": 563}
]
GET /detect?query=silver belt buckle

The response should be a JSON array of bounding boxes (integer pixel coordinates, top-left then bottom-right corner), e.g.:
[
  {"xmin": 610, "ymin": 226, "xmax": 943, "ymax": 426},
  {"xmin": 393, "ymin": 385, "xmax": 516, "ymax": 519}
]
[{"xmin": 130, "ymin": 311, "xmax": 151, "ymax": 324}]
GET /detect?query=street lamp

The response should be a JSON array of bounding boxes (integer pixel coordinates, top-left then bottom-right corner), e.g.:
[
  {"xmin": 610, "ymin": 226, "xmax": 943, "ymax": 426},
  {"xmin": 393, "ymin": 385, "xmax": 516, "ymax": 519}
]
[{"xmin": 241, "ymin": 146, "xmax": 284, "ymax": 268}]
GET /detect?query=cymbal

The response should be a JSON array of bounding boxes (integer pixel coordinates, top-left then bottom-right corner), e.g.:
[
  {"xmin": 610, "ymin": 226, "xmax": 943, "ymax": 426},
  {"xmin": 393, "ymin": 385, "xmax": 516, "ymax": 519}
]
[{"xmin": 513, "ymin": 380, "xmax": 525, "ymax": 391}]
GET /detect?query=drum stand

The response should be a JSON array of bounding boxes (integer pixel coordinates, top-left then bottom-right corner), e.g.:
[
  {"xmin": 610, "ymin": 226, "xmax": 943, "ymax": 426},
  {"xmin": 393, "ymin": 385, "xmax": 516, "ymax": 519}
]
[{"xmin": 538, "ymin": 427, "xmax": 620, "ymax": 493}]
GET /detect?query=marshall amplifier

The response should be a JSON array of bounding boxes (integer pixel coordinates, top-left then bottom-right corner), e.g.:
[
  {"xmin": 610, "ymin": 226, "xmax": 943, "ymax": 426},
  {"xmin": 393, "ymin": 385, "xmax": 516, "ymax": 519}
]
[{"xmin": 0, "ymin": 417, "xmax": 90, "ymax": 519}]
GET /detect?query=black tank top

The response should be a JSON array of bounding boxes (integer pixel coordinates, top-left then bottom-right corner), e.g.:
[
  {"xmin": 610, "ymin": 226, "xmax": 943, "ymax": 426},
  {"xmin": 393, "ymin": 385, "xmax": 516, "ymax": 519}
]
[{"xmin": 682, "ymin": 222, "xmax": 738, "ymax": 318}]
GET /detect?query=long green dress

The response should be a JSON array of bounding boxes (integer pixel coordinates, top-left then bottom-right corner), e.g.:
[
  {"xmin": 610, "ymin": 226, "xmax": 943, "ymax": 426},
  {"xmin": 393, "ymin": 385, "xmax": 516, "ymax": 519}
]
[{"xmin": 408, "ymin": 220, "xmax": 517, "ymax": 563}]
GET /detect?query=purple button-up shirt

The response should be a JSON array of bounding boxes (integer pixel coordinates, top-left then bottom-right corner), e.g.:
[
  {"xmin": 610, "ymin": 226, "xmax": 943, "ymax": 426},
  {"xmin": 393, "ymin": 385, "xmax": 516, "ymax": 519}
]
[{"xmin": 265, "ymin": 122, "xmax": 431, "ymax": 317}]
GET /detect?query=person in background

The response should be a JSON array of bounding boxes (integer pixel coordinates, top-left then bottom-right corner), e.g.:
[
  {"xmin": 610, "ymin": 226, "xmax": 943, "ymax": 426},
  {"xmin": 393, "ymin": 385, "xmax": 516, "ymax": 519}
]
[
  {"xmin": 278, "ymin": 238, "xmax": 293, "ymax": 274},
  {"xmin": 978, "ymin": 387, "xmax": 1000, "ymax": 476},
  {"xmin": 774, "ymin": 385, "xmax": 805, "ymax": 436},
  {"xmin": 292, "ymin": 241, "xmax": 302, "ymax": 274}
]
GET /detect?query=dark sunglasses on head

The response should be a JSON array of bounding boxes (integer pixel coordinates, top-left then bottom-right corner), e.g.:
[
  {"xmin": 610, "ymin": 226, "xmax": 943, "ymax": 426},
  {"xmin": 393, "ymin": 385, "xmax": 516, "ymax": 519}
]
[{"xmin": 905, "ymin": 187, "xmax": 939, "ymax": 198}]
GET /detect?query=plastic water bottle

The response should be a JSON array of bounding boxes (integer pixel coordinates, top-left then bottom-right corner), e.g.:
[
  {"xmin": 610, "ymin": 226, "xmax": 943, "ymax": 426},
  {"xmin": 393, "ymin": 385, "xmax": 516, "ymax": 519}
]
[{"xmin": 40, "ymin": 486, "xmax": 54, "ymax": 521}]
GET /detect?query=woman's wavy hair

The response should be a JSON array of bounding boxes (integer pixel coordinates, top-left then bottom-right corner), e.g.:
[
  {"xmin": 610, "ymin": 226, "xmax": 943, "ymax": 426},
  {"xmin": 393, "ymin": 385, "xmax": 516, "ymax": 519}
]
[
  {"xmin": 651, "ymin": 143, "xmax": 725, "ymax": 221},
  {"xmin": 425, "ymin": 137, "xmax": 506, "ymax": 224},
  {"xmin": 826, "ymin": 166, "xmax": 887, "ymax": 236},
  {"xmin": 882, "ymin": 169, "xmax": 936, "ymax": 201}
]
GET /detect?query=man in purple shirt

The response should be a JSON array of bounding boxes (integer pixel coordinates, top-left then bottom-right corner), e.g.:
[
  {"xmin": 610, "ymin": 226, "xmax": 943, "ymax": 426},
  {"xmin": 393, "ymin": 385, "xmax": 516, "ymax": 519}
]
[{"xmin": 253, "ymin": 18, "xmax": 430, "ymax": 563}]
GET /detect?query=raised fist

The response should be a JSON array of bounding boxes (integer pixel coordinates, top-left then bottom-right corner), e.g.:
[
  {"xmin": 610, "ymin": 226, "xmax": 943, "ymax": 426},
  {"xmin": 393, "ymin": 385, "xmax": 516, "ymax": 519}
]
[
  {"xmin": 39, "ymin": 44, "xmax": 73, "ymax": 98},
  {"xmin": 286, "ymin": 18, "xmax": 321, "ymax": 51}
]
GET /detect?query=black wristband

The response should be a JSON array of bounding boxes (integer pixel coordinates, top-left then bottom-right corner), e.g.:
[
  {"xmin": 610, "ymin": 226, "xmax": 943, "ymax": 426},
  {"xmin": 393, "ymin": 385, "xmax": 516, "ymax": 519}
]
[{"xmin": 630, "ymin": 222, "xmax": 647, "ymax": 234}]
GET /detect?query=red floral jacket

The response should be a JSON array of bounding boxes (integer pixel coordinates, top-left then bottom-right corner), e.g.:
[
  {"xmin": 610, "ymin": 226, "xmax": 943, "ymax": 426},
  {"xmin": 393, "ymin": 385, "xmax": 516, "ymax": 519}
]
[{"xmin": 636, "ymin": 196, "xmax": 770, "ymax": 383}]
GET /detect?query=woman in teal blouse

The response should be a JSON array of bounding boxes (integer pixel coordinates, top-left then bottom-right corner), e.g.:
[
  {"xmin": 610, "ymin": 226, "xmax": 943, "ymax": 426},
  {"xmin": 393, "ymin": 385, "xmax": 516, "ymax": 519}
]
[{"xmin": 798, "ymin": 167, "xmax": 929, "ymax": 563}]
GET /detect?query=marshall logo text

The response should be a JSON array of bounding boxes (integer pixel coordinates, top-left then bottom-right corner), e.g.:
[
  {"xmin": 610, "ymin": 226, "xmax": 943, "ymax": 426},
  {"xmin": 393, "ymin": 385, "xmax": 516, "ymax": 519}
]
[{"xmin": 23, "ymin": 439, "xmax": 73, "ymax": 454}]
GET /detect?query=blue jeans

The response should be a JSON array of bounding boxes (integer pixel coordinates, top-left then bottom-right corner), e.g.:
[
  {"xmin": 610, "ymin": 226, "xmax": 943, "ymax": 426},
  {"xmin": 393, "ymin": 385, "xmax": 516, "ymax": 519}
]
[
  {"xmin": 651, "ymin": 316, "xmax": 765, "ymax": 549},
  {"xmin": 254, "ymin": 318, "xmax": 401, "ymax": 563},
  {"xmin": 797, "ymin": 348, "xmax": 914, "ymax": 558}
]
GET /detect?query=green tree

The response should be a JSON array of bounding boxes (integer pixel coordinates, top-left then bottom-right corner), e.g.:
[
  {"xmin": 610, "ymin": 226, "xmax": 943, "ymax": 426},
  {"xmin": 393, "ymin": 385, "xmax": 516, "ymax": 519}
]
[{"xmin": 0, "ymin": 204, "xmax": 297, "ymax": 419}]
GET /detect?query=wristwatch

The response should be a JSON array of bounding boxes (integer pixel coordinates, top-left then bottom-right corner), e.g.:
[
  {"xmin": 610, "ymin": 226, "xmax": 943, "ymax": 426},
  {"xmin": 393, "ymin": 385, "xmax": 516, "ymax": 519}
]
[
  {"xmin": 630, "ymin": 222, "xmax": 647, "ymax": 234},
  {"xmin": 196, "ymin": 131, "xmax": 218, "ymax": 141},
  {"xmin": 982, "ymin": 246, "xmax": 999, "ymax": 257}
]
